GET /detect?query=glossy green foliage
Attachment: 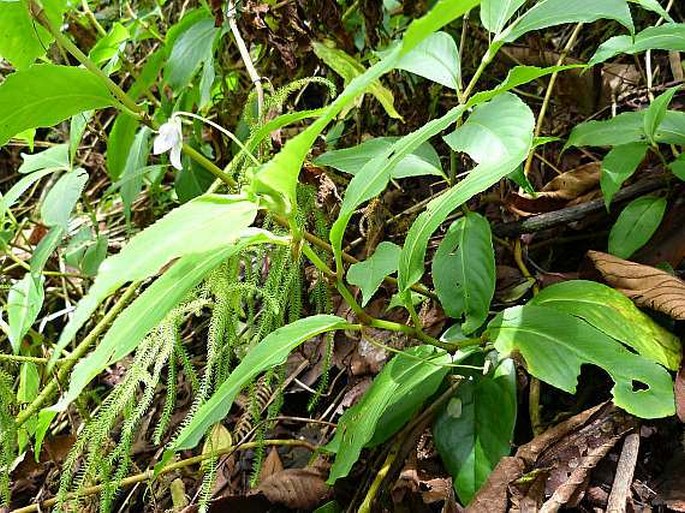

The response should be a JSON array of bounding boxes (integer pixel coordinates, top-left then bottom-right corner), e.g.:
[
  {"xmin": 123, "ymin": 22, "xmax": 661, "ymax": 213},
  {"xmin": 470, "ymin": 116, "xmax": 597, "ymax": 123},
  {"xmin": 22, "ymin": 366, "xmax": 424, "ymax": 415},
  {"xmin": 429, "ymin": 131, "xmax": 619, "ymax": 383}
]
[
  {"xmin": 347, "ymin": 242, "xmax": 402, "ymax": 306},
  {"xmin": 608, "ymin": 195, "xmax": 666, "ymax": 259},
  {"xmin": 590, "ymin": 23, "xmax": 685, "ymax": 65},
  {"xmin": 326, "ymin": 346, "xmax": 452, "ymax": 483},
  {"xmin": 487, "ymin": 304, "xmax": 675, "ymax": 418},
  {"xmin": 394, "ymin": 31, "xmax": 461, "ymax": 90},
  {"xmin": 600, "ymin": 143, "xmax": 649, "ymax": 208},
  {"xmin": 433, "ymin": 359, "xmax": 516, "ymax": 504},
  {"xmin": 432, "ymin": 212, "xmax": 495, "ymax": 333}
]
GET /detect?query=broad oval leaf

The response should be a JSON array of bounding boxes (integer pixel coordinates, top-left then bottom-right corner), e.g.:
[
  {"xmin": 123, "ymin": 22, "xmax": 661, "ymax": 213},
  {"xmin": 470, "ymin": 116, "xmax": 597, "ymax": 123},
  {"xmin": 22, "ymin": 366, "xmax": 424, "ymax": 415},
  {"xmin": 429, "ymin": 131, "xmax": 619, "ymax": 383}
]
[
  {"xmin": 590, "ymin": 23, "xmax": 685, "ymax": 66},
  {"xmin": 41, "ymin": 168, "xmax": 88, "ymax": 228},
  {"xmin": 600, "ymin": 142, "xmax": 649, "ymax": 209},
  {"xmin": 501, "ymin": 0, "xmax": 634, "ymax": 43},
  {"xmin": 487, "ymin": 304, "xmax": 675, "ymax": 418},
  {"xmin": 315, "ymin": 137, "xmax": 444, "ymax": 179},
  {"xmin": 608, "ymin": 195, "xmax": 666, "ymax": 259},
  {"xmin": 531, "ymin": 280, "xmax": 681, "ymax": 370},
  {"xmin": 347, "ymin": 242, "xmax": 401, "ymax": 306},
  {"xmin": 172, "ymin": 314, "xmax": 353, "ymax": 451},
  {"xmin": 432, "ymin": 212, "xmax": 495, "ymax": 333},
  {"xmin": 51, "ymin": 195, "xmax": 259, "ymax": 368},
  {"xmin": 399, "ymin": 93, "xmax": 534, "ymax": 291},
  {"xmin": 54, "ymin": 230, "xmax": 287, "ymax": 411},
  {"xmin": 394, "ymin": 31, "xmax": 461, "ymax": 90},
  {"xmin": 433, "ymin": 359, "xmax": 516, "ymax": 504},
  {"xmin": 0, "ymin": 65, "xmax": 118, "ymax": 147},
  {"xmin": 8, "ymin": 274, "xmax": 45, "ymax": 354},
  {"xmin": 326, "ymin": 345, "xmax": 452, "ymax": 483}
]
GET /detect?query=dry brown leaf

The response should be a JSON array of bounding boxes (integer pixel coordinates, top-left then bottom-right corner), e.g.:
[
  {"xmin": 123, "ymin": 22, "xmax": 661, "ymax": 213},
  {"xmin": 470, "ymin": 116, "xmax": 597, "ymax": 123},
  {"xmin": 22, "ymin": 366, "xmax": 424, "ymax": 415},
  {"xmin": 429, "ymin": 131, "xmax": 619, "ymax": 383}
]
[
  {"xmin": 259, "ymin": 448, "xmax": 284, "ymax": 482},
  {"xmin": 586, "ymin": 250, "xmax": 685, "ymax": 320},
  {"xmin": 257, "ymin": 468, "xmax": 330, "ymax": 509},
  {"xmin": 676, "ymin": 363, "xmax": 685, "ymax": 423}
]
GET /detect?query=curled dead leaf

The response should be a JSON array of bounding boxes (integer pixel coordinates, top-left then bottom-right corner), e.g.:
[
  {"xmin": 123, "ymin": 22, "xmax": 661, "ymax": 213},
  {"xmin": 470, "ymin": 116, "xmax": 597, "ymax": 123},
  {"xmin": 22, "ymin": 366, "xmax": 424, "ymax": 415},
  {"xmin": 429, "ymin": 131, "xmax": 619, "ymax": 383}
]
[
  {"xmin": 257, "ymin": 468, "xmax": 331, "ymax": 509},
  {"xmin": 586, "ymin": 250, "xmax": 685, "ymax": 320}
]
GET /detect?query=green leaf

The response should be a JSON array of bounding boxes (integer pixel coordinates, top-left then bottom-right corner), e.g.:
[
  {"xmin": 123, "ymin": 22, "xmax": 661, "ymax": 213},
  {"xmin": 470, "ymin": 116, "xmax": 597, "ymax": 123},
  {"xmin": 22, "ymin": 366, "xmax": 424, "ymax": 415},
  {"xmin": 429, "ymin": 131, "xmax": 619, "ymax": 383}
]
[
  {"xmin": 600, "ymin": 142, "xmax": 649, "ymax": 208},
  {"xmin": 402, "ymin": 0, "xmax": 481, "ymax": 52},
  {"xmin": 120, "ymin": 127, "xmax": 152, "ymax": 218},
  {"xmin": 107, "ymin": 113, "xmax": 139, "ymax": 180},
  {"xmin": 644, "ymin": 86, "xmax": 681, "ymax": 143},
  {"xmin": 175, "ymin": 163, "xmax": 215, "ymax": 202},
  {"xmin": 17, "ymin": 362, "xmax": 40, "ymax": 404},
  {"xmin": 70, "ymin": 111, "xmax": 93, "ymax": 163},
  {"xmin": 326, "ymin": 346, "xmax": 452, "ymax": 483},
  {"xmin": 172, "ymin": 314, "xmax": 352, "ymax": 451},
  {"xmin": 7, "ymin": 274, "xmax": 44, "ymax": 354},
  {"xmin": 432, "ymin": 212, "xmax": 495, "ymax": 333},
  {"xmin": 88, "ymin": 23, "xmax": 130, "ymax": 65},
  {"xmin": 487, "ymin": 304, "xmax": 675, "ymax": 418},
  {"xmin": 54, "ymin": 230, "xmax": 286, "ymax": 411},
  {"xmin": 531, "ymin": 280, "xmax": 682, "ymax": 370},
  {"xmin": 394, "ymin": 31, "xmax": 461, "ymax": 90},
  {"xmin": 669, "ymin": 153, "xmax": 685, "ymax": 181},
  {"xmin": 433, "ymin": 359, "xmax": 516, "ymax": 504},
  {"xmin": 480, "ymin": 0, "xmax": 526, "ymax": 35},
  {"xmin": 501, "ymin": 0, "xmax": 634, "ymax": 43},
  {"xmin": 0, "ymin": 0, "xmax": 67, "ymax": 69},
  {"xmin": 590, "ymin": 23, "xmax": 685, "ymax": 65},
  {"xmin": 629, "ymin": 0, "xmax": 675, "ymax": 22},
  {"xmin": 654, "ymin": 110, "xmax": 685, "ymax": 145},
  {"xmin": 0, "ymin": 169, "xmax": 55, "ymax": 221},
  {"xmin": 565, "ymin": 111, "xmax": 646, "ymax": 149},
  {"xmin": 0, "ymin": 65, "xmax": 117, "ymax": 147},
  {"xmin": 31, "ymin": 226, "xmax": 65, "ymax": 277},
  {"xmin": 40, "ymin": 169, "xmax": 88, "ymax": 228},
  {"xmin": 609, "ymin": 195, "xmax": 666, "ymax": 259},
  {"xmin": 51, "ymin": 195, "xmax": 259, "ymax": 368},
  {"xmin": 165, "ymin": 12, "xmax": 219, "ymax": 91},
  {"xmin": 399, "ymin": 93, "xmax": 534, "ymax": 291},
  {"xmin": 315, "ymin": 137, "xmax": 444, "ymax": 179},
  {"xmin": 19, "ymin": 144, "xmax": 70, "ymax": 174},
  {"xmin": 312, "ymin": 41, "xmax": 402, "ymax": 120},
  {"xmin": 347, "ymin": 242, "xmax": 401, "ymax": 306}
]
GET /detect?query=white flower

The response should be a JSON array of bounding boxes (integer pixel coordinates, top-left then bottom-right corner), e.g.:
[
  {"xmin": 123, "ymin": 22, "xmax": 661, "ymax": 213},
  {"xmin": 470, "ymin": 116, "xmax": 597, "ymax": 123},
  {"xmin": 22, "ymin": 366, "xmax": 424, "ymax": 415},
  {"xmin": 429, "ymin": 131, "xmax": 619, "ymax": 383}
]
[{"xmin": 153, "ymin": 116, "xmax": 183, "ymax": 170}]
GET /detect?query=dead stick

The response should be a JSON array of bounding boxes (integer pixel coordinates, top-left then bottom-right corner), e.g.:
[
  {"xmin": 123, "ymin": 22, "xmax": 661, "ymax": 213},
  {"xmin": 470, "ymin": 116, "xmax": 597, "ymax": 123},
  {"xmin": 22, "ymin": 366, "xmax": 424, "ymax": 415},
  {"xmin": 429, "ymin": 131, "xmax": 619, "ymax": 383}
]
[{"xmin": 606, "ymin": 432, "xmax": 641, "ymax": 513}]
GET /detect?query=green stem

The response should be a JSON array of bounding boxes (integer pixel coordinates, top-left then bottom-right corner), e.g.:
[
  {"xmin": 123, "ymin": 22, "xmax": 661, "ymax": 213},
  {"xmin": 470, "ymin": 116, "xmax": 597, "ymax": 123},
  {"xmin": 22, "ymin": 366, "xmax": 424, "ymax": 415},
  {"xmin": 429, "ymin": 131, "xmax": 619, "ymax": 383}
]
[{"xmin": 16, "ymin": 282, "xmax": 140, "ymax": 427}]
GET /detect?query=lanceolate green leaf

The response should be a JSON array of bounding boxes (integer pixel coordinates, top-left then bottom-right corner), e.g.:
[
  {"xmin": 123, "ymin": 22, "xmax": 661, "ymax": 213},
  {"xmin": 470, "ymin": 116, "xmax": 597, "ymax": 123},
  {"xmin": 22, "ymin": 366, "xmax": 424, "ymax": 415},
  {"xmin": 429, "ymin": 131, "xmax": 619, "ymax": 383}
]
[
  {"xmin": 326, "ymin": 346, "xmax": 452, "ymax": 483},
  {"xmin": 51, "ymin": 195, "xmax": 259, "ymax": 368},
  {"xmin": 609, "ymin": 195, "xmax": 666, "ymax": 259},
  {"xmin": 173, "ymin": 315, "xmax": 353, "ymax": 451},
  {"xmin": 501, "ymin": 0, "xmax": 634, "ymax": 43},
  {"xmin": 589, "ymin": 23, "xmax": 685, "ymax": 65},
  {"xmin": 7, "ymin": 274, "xmax": 45, "ymax": 354},
  {"xmin": 54, "ymin": 230, "xmax": 287, "ymax": 411},
  {"xmin": 251, "ymin": 0, "xmax": 477, "ymax": 217},
  {"xmin": 644, "ymin": 86, "xmax": 680, "ymax": 143},
  {"xmin": 531, "ymin": 280, "xmax": 681, "ymax": 370},
  {"xmin": 0, "ymin": 169, "xmax": 56, "ymax": 221},
  {"xmin": 120, "ymin": 127, "xmax": 152, "ymax": 217},
  {"xmin": 41, "ymin": 169, "xmax": 88, "ymax": 228},
  {"xmin": 394, "ymin": 31, "xmax": 461, "ymax": 90},
  {"xmin": 629, "ymin": 0, "xmax": 675, "ymax": 22},
  {"xmin": 107, "ymin": 113, "xmax": 139, "ymax": 180},
  {"xmin": 600, "ymin": 142, "xmax": 649, "ymax": 208},
  {"xmin": 433, "ymin": 359, "xmax": 516, "ymax": 504},
  {"xmin": 564, "ymin": 111, "xmax": 646, "ymax": 149},
  {"xmin": 399, "ymin": 93, "xmax": 534, "ymax": 291},
  {"xmin": 0, "ymin": 65, "xmax": 118, "ymax": 147},
  {"xmin": 487, "ymin": 304, "xmax": 675, "ymax": 418},
  {"xmin": 432, "ymin": 212, "xmax": 495, "ymax": 333},
  {"xmin": 480, "ymin": 0, "xmax": 526, "ymax": 35},
  {"xmin": 347, "ymin": 242, "xmax": 401, "ymax": 306}
]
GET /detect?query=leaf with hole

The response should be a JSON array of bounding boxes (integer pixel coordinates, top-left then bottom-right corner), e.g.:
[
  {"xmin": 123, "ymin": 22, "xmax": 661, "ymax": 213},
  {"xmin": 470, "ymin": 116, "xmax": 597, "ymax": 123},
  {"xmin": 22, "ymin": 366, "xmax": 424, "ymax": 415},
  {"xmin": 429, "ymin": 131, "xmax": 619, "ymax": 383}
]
[
  {"xmin": 433, "ymin": 359, "xmax": 516, "ymax": 504},
  {"xmin": 326, "ymin": 345, "xmax": 452, "ymax": 483},
  {"xmin": 609, "ymin": 195, "xmax": 666, "ymax": 259},
  {"xmin": 171, "ymin": 314, "xmax": 353, "ymax": 452},
  {"xmin": 432, "ymin": 212, "xmax": 495, "ymax": 334},
  {"xmin": 531, "ymin": 280, "xmax": 681, "ymax": 370},
  {"xmin": 600, "ymin": 142, "xmax": 649, "ymax": 209},
  {"xmin": 0, "ymin": 65, "xmax": 118, "ymax": 147},
  {"xmin": 487, "ymin": 304, "xmax": 675, "ymax": 418}
]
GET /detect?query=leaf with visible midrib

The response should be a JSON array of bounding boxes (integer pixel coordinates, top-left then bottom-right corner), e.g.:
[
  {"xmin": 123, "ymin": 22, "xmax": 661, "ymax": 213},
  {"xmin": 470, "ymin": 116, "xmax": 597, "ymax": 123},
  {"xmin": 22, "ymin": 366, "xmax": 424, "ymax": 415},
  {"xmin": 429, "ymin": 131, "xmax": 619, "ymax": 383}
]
[
  {"xmin": 172, "ymin": 315, "xmax": 353, "ymax": 452},
  {"xmin": 590, "ymin": 23, "xmax": 685, "ymax": 66},
  {"xmin": 487, "ymin": 304, "xmax": 675, "ymax": 418},
  {"xmin": 0, "ymin": 65, "xmax": 117, "ymax": 147},
  {"xmin": 609, "ymin": 195, "xmax": 666, "ymax": 259},
  {"xmin": 50, "ymin": 195, "xmax": 259, "ymax": 369}
]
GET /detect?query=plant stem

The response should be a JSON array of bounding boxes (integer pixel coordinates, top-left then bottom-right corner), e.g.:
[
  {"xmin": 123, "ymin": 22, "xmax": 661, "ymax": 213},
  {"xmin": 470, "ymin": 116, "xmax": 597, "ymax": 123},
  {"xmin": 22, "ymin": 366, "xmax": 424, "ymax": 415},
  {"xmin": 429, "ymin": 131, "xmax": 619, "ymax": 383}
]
[
  {"xmin": 16, "ymin": 283, "xmax": 140, "ymax": 427},
  {"xmin": 9, "ymin": 439, "xmax": 317, "ymax": 513}
]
